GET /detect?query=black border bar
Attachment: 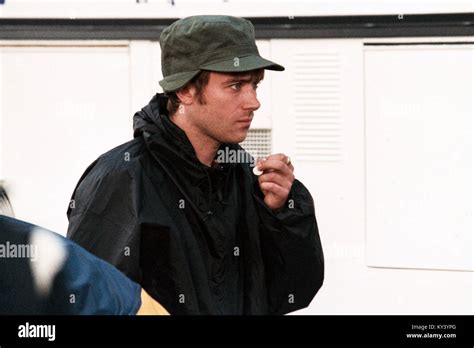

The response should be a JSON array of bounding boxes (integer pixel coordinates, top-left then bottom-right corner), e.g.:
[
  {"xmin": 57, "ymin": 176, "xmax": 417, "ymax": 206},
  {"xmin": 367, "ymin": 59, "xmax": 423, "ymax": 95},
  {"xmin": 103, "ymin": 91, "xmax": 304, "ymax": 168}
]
[
  {"xmin": 0, "ymin": 13, "xmax": 473, "ymax": 40},
  {"xmin": 0, "ymin": 315, "xmax": 473, "ymax": 345}
]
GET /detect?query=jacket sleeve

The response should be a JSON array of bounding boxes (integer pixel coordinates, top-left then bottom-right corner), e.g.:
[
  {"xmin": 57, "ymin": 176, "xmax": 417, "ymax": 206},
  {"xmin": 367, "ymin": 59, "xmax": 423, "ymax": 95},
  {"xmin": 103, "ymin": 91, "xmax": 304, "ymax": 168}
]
[
  {"xmin": 66, "ymin": 164, "xmax": 141, "ymax": 283},
  {"xmin": 253, "ymin": 179, "xmax": 324, "ymax": 315}
]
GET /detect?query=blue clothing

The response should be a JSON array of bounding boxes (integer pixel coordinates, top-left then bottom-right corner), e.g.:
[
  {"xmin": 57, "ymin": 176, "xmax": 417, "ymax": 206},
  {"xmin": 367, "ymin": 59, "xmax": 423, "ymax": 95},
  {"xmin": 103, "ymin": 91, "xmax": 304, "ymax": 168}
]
[{"xmin": 0, "ymin": 215, "xmax": 140, "ymax": 315}]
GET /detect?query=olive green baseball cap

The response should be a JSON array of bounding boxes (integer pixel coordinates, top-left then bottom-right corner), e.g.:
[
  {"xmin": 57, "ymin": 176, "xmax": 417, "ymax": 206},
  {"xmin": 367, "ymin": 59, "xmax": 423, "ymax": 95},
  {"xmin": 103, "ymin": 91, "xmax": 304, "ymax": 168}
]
[{"xmin": 158, "ymin": 15, "xmax": 285, "ymax": 92}]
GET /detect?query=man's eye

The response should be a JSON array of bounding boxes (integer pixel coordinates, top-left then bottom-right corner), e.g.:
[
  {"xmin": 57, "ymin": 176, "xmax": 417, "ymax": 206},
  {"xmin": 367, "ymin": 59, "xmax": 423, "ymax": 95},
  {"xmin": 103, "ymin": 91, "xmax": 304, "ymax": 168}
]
[
  {"xmin": 230, "ymin": 83, "xmax": 241, "ymax": 90},
  {"xmin": 253, "ymin": 82, "xmax": 260, "ymax": 90}
]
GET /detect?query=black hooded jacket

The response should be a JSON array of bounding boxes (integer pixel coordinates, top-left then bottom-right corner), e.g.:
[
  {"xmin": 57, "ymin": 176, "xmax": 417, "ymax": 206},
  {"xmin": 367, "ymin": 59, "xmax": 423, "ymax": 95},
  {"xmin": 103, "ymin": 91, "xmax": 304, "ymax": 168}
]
[{"xmin": 67, "ymin": 93, "xmax": 324, "ymax": 315}]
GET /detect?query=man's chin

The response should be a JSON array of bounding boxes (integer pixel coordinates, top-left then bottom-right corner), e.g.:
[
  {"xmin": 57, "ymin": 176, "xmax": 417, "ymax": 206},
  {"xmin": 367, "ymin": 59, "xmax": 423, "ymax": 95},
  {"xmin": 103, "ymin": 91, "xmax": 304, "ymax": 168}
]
[
  {"xmin": 231, "ymin": 133, "xmax": 249, "ymax": 144},
  {"xmin": 218, "ymin": 130, "xmax": 249, "ymax": 145}
]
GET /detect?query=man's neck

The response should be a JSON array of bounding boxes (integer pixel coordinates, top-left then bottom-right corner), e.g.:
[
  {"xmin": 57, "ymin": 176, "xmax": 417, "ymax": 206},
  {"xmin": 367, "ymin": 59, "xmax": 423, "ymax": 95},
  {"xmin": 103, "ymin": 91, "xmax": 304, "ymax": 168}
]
[{"xmin": 170, "ymin": 113, "xmax": 220, "ymax": 167}]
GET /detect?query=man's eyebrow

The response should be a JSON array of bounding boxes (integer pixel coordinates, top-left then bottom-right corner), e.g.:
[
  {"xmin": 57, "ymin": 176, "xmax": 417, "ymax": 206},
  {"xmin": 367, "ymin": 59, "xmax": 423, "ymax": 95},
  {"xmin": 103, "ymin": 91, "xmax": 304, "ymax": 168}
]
[{"xmin": 223, "ymin": 76, "xmax": 255, "ymax": 84}]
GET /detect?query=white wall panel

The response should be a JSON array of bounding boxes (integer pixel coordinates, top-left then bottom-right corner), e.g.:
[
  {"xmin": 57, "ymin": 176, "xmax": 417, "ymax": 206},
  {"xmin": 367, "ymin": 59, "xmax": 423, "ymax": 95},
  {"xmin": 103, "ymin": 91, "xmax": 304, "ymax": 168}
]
[
  {"xmin": 129, "ymin": 40, "xmax": 162, "ymax": 117},
  {"xmin": 271, "ymin": 39, "xmax": 364, "ymax": 248},
  {"xmin": 0, "ymin": 42, "xmax": 131, "ymax": 233},
  {"xmin": 250, "ymin": 41, "xmax": 273, "ymax": 130},
  {"xmin": 271, "ymin": 39, "xmax": 366, "ymax": 313},
  {"xmin": 365, "ymin": 44, "xmax": 473, "ymax": 271}
]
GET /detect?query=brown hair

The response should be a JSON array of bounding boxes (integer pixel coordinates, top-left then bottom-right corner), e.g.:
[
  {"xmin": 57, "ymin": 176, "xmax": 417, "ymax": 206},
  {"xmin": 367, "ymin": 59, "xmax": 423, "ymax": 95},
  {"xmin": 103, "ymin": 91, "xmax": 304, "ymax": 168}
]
[
  {"xmin": 166, "ymin": 71, "xmax": 210, "ymax": 116},
  {"xmin": 166, "ymin": 69, "xmax": 264, "ymax": 116}
]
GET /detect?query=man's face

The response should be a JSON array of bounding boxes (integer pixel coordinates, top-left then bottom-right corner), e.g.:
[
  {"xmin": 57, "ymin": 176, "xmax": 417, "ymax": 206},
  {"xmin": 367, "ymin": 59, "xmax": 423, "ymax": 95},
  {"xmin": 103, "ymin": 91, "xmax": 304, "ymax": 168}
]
[{"xmin": 187, "ymin": 70, "xmax": 263, "ymax": 144}]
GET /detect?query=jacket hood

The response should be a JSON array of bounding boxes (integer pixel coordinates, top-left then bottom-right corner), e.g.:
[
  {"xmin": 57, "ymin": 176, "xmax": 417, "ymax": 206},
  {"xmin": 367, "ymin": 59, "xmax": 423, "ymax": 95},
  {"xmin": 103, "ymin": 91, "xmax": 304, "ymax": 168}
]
[
  {"xmin": 133, "ymin": 93, "xmax": 194, "ymax": 154},
  {"xmin": 133, "ymin": 94, "xmax": 163, "ymax": 137}
]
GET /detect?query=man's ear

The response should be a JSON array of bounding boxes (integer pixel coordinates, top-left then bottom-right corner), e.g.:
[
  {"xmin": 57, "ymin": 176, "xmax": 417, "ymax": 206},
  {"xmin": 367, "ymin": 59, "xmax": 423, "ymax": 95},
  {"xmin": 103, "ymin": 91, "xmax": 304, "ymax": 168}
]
[{"xmin": 175, "ymin": 85, "xmax": 196, "ymax": 106}]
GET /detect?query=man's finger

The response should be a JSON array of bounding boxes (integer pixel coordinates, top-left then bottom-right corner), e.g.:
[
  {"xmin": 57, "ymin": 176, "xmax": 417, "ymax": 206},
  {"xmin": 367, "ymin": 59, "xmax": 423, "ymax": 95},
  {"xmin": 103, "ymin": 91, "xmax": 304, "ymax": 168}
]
[
  {"xmin": 259, "ymin": 181, "xmax": 290, "ymax": 199},
  {"xmin": 258, "ymin": 172, "xmax": 294, "ymax": 190},
  {"xmin": 257, "ymin": 158, "xmax": 293, "ymax": 175},
  {"xmin": 265, "ymin": 153, "xmax": 287, "ymax": 162},
  {"xmin": 266, "ymin": 153, "xmax": 292, "ymax": 165}
]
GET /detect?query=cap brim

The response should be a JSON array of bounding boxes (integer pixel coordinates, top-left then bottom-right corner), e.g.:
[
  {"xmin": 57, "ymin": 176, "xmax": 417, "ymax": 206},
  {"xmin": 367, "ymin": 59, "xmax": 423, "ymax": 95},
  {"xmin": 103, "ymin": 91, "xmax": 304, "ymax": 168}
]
[
  {"xmin": 201, "ymin": 54, "xmax": 285, "ymax": 72},
  {"xmin": 159, "ymin": 70, "xmax": 201, "ymax": 93}
]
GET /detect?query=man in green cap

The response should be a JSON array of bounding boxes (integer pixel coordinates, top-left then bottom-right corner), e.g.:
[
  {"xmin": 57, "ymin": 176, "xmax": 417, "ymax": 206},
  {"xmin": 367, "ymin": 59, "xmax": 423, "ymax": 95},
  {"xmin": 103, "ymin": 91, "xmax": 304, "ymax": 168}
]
[{"xmin": 67, "ymin": 15, "xmax": 324, "ymax": 315}]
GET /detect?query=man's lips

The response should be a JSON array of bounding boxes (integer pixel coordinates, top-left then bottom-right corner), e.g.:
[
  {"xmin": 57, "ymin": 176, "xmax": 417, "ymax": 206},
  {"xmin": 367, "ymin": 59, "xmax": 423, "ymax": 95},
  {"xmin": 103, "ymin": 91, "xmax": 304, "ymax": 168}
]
[{"xmin": 237, "ymin": 118, "xmax": 253, "ymax": 124}]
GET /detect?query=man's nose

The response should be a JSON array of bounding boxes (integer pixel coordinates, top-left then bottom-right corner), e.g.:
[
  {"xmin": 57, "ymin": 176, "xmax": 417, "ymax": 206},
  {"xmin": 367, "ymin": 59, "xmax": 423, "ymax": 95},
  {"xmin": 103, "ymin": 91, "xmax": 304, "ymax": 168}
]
[{"xmin": 243, "ymin": 88, "xmax": 261, "ymax": 111}]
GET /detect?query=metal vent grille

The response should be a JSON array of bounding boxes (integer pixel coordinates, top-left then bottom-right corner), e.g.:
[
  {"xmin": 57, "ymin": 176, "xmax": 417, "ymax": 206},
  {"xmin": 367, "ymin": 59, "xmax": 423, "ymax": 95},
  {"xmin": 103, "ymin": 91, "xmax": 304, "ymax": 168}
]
[
  {"xmin": 292, "ymin": 52, "xmax": 343, "ymax": 162},
  {"xmin": 240, "ymin": 129, "xmax": 272, "ymax": 159}
]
